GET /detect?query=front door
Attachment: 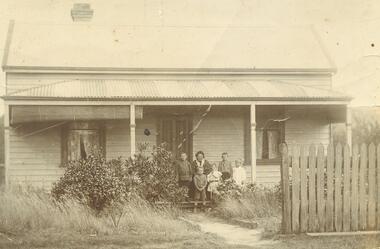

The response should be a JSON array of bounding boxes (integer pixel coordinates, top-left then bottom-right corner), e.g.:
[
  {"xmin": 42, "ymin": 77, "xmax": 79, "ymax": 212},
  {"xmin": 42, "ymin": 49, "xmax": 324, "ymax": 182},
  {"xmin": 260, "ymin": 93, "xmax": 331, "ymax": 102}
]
[{"xmin": 158, "ymin": 117, "xmax": 193, "ymax": 160}]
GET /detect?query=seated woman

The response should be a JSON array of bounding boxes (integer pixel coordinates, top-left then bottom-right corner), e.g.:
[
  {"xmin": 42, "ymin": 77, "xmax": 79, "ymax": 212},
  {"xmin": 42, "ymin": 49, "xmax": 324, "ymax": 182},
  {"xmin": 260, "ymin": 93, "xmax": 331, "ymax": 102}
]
[
  {"xmin": 233, "ymin": 158, "xmax": 246, "ymax": 186},
  {"xmin": 207, "ymin": 163, "xmax": 222, "ymax": 200}
]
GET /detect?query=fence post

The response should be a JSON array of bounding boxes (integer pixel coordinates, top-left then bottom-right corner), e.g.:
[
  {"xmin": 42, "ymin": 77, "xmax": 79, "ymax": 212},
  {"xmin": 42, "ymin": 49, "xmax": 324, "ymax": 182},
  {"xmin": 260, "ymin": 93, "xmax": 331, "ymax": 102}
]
[
  {"xmin": 334, "ymin": 143, "xmax": 343, "ymax": 232},
  {"xmin": 291, "ymin": 146, "xmax": 300, "ymax": 233},
  {"xmin": 281, "ymin": 144, "xmax": 291, "ymax": 234},
  {"xmin": 343, "ymin": 144, "xmax": 351, "ymax": 231},
  {"xmin": 300, "ymin": 145, "xmax": 308, "ymax": 233},
  {"xmin": 308, "ymin": 145, "xmax": 317, "ymax": 232},
  {"xmin": 359, "ymin": 144, "xmax": 367, "ymax": 230},
  {"xmin": 368, "ymin": 143, "xmax": 376, "ymax": 230},
  {"xmin": 317, "ymin": 145, "xmax": 325, "ymax": 232},
  {"xmin": 351, "ymin": 145, "xmax": 359, "ymax": 231},
  {"xmin": 325, "ymin": 144, "xmax": 334, "ymax": 232}
]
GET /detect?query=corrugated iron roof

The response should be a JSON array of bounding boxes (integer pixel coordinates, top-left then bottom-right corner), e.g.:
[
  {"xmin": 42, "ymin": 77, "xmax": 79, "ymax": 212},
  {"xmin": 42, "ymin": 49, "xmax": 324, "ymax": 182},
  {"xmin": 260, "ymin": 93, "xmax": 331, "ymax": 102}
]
[{"xmin": 5, "ymin": 80, "xmax": 351, "ymax": 101}]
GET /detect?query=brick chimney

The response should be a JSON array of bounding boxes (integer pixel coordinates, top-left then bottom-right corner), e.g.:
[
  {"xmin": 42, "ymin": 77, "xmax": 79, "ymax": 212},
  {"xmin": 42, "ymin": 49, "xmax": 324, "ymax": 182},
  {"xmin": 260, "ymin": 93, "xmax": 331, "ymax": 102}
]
[{"xmin": 71, "ymin": 3, "xmax": 94, "ymax": 22}]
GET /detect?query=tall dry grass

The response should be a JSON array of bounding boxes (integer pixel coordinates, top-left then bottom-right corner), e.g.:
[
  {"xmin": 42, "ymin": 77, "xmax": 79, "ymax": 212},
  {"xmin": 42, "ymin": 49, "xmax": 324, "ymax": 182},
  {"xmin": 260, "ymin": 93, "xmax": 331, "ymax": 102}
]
[
  {"xmin": 0, "ymin": 187, "xmax": 195, "ymax": 239},
  {"xmin": 214, "ymin": 185, "xmax": 282, "ymax": 235}
]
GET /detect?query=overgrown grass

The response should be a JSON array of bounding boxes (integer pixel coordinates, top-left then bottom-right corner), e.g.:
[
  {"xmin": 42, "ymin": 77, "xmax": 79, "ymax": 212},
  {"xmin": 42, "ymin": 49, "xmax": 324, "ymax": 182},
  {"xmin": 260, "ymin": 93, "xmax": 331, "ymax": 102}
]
[
  {"xmin": 0, "ymin": 188, "xmax": 244, "ymax": 249},
  {"xmin": 0, "ymin": 187, "xmax": 196, "ymax": 239},
  {"xmin": 213, "ymin": 185, "xmax": 282, "ymax": 235}
]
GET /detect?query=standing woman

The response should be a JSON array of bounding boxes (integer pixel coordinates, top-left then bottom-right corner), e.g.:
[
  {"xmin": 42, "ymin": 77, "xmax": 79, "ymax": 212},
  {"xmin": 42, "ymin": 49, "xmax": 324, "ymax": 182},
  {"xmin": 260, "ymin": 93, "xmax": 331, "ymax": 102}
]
[{"xmin": 192, "ymin": 151, "xmax": 212, "ymax": 176}]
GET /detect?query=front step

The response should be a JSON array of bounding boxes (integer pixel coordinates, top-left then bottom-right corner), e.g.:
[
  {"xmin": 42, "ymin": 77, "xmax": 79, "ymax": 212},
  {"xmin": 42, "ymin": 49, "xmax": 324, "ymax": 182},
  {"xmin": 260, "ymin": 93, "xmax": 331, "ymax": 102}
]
[{"xmin": 155, "ymin": 201, "xmax": 214, "ymax": 212}]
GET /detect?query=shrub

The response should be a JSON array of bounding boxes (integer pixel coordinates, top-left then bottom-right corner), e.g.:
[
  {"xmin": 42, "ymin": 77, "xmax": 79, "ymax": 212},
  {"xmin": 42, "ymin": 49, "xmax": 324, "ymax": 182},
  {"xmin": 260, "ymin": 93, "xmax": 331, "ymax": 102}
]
[
  {"xmin": 51, "ymin": 144, "xmax": 186, "ymax": 211},
  {"xmin": 129, "ymin": 144, "xmax": 187, "ymax": 203},
  {"xmin": 51, "ymin": 152, "xmax": 137, "ymax": 211},
  {"xmin": 216, "ymin": 178, "xmax": 243, "ymax": 200}
]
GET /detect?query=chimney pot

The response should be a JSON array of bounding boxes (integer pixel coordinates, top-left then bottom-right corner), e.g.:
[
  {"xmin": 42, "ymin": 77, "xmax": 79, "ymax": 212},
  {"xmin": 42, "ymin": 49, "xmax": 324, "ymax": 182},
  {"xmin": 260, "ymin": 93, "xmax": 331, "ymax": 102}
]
[{"xmin": 71, "ymin": 3, "xmax": 94, "ymax": 22}]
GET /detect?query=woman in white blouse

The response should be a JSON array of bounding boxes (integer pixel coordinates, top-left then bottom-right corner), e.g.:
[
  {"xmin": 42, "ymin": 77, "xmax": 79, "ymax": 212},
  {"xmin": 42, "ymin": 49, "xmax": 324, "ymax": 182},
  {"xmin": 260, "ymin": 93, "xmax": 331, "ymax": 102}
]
[{"xmin": 233, "ymin": 158, "xmax": 246, "ymax": 186}]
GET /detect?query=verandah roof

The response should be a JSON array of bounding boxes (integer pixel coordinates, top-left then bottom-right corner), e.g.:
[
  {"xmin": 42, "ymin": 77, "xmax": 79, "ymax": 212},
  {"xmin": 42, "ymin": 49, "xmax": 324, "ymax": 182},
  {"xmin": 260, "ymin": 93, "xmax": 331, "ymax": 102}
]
[{"xmin": 5, "ymin": 79, "xmax": 351, "ymax": 101}]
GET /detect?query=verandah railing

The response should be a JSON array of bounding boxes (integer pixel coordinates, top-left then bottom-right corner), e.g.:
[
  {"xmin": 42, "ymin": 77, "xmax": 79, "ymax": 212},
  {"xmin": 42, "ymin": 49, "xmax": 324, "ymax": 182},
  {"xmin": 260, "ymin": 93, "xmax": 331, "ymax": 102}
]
[{"xmin": 281, "ymin": 143, "xmax": 380, "ymax": 233}]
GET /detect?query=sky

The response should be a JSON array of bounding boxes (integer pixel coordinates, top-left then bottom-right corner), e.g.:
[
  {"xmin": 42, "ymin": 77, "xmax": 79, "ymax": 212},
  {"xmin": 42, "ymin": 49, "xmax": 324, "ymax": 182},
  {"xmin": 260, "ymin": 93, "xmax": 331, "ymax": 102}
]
[{"xmin": 0, "ymin": 0, "xmax": 380, "ymax": 106}]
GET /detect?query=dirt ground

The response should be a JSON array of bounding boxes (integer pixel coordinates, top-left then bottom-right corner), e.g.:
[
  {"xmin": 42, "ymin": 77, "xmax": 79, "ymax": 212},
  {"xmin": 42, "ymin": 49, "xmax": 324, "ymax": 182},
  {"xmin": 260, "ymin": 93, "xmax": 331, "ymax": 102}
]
[{"xmin": 1, "ymin": 214, "xmax": 379, "ymax": 249}]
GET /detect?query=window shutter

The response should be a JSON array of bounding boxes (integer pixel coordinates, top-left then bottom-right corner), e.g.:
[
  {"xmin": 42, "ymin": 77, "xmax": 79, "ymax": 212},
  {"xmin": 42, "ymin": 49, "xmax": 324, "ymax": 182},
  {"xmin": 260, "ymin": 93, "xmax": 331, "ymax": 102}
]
[
  {"xmin": 267, "ymin": 130, "xmax": 280, "ymax": 159},
  {"xmin": 68, "ymin": 130, "xmax": 81, "ymax": 161}
]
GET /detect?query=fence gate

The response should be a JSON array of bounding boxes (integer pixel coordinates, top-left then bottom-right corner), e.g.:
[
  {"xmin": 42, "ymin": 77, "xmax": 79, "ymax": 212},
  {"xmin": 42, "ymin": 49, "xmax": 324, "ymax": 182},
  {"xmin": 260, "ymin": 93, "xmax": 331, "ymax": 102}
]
[{"xmin": 281, "ymin": 143, "xmax": 380, "ymax": 233}]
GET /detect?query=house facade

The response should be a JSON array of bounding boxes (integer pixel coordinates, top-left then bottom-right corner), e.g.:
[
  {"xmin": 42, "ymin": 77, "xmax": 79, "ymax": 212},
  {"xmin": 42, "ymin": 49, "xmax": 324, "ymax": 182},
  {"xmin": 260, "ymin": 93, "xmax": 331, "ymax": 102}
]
[{"xmin": 2, "ymin": 21, "xmax": 351, "ymax": 188}]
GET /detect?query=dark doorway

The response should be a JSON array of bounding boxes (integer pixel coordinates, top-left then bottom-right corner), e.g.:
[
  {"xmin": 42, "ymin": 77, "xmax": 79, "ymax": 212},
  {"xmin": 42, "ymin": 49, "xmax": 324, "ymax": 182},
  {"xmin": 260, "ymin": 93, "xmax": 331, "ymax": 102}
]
[{"xmin": 158, "ymin": 116, "xmax": 193, "ymax": 160}]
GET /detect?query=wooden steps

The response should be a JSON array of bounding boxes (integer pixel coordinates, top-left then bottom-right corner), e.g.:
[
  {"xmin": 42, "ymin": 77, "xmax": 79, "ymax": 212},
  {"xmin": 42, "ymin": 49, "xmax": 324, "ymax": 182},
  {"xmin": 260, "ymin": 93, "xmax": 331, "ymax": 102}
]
[{"xmin": 155, "ymin": 201, "xmax": 214, "ymax": 212}]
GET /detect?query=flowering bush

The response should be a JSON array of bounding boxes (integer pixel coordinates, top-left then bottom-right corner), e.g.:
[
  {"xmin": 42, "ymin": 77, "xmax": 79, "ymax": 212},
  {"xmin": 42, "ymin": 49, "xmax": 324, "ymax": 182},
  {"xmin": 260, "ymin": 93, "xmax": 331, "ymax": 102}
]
[
  {"xmin": 51, "ymin": 153, "xmax": 137, "ymax": 211},
  {"xmin": 129, "ymin": 144, "xmax": 187, "ymax": 203},
  {"xmin": 51, "ymin": 144, "xmax": 186, "ymax": 211},
  {"xmin": 216, "ymin": 179, "xmax": 243, "ymax": 200}
]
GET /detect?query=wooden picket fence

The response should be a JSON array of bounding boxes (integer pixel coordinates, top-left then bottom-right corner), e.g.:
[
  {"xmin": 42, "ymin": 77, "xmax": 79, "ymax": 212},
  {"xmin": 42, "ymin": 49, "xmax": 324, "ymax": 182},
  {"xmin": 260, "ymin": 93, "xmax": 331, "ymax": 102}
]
[{"xmin": 281, "ymin": 143, "xmax": 380, "ymax": 234}]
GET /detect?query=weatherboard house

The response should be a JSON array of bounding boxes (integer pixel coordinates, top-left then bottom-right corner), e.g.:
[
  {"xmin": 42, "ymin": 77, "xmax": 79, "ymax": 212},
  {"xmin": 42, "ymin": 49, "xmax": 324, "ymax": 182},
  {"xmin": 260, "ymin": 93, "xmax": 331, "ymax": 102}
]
[{"xmin": 2, "ymin": 21, "xmax": 351, "ymax": 188}]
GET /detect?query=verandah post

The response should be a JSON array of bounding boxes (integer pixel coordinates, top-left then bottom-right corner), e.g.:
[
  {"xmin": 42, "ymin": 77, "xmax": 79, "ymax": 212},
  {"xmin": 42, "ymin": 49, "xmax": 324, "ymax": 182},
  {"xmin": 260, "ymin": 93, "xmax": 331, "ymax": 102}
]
[
  {"xmin": 4, "ymin": 103, "xmax": 10, "ymax": 188},
  {"xmin": 250, "ymin": 104, "xmax": 256, "ymax": 183},
  {"xmin": 130, "ymin": 104, "xmax": 136, "ymax": 156}
]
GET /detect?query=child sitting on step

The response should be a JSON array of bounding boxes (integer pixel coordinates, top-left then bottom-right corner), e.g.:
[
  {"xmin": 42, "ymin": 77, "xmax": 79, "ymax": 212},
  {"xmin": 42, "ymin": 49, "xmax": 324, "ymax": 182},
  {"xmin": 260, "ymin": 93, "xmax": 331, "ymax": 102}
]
[{"xmin": 207, "ymin": 163, "xmax": 222, "ymax": 200}]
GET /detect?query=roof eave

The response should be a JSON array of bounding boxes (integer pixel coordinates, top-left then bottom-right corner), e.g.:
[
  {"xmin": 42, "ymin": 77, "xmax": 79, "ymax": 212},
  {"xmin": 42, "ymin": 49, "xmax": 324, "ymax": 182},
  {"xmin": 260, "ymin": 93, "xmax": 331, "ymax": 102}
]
[
  {"xmin": 2, "ymin": 65, "xmax": 337, "ymax": 75},
  {"xmin": 1, "ymin": 20, "xmax": 15, "ymax": 71},
  {"xmin": 1, "ymin": 96, "xmax": 352, "ymax": 102}
]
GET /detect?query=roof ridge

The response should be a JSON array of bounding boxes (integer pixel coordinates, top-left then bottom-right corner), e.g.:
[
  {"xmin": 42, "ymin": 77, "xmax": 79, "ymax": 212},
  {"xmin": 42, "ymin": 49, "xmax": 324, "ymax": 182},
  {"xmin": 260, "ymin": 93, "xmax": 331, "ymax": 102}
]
[{"xmin": 12, "ymin": 21, "xmax": 310, "ymax": 29}]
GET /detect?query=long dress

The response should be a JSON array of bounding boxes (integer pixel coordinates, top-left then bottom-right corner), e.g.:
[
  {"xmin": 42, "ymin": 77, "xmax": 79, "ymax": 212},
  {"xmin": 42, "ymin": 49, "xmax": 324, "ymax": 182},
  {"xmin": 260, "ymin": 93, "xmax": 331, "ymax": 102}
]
[{"xmin": 233, "ymin": 167, "xmax": 246, "ymax": 186}]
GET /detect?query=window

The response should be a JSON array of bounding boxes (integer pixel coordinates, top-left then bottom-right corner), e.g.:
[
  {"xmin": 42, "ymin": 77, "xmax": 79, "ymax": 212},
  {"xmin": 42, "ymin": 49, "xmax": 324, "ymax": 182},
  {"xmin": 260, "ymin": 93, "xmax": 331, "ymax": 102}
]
[
  {"xmin": 244, "ymin": 106, "xmax": 285, "ymax": 165},
  {"xmin": 256, "ymin": 128, "xmax": 281, "ymax": 160},
  {"xmin": 61, "ymin": 122, "xmax": 105, "ymax": 165}
]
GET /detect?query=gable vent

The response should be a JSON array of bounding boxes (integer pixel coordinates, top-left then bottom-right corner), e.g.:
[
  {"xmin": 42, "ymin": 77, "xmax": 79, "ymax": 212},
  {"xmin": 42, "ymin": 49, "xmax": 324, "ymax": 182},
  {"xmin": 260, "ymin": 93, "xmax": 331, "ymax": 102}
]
[{"xmin": 71, "ymin": 3, "xmax": 94, "ymax": 22}]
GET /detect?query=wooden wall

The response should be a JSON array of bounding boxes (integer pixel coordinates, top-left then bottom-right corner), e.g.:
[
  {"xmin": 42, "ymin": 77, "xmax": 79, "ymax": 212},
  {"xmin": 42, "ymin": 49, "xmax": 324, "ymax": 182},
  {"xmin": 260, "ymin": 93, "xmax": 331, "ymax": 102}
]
[
  {"xmin": 9, "ymin": 123, "xmax": 63, "ymax": 188},
  {"xmin": 192, "ymin": 112, "xmax": 245, "ymax": 164},
  {"xmin": 285, "ymin": 106, "xmax": 331, "ymax": 148},
  {"xmin": 106, "ymin": 118, "xmax": 157, "ymax": 159},
  {"xmin": 7, "ymin": 106, "xmax": 332, "ymax": 188},
  {"xmin": 8, "ymin": 118, "xmax": 157, "ymax": 188}
]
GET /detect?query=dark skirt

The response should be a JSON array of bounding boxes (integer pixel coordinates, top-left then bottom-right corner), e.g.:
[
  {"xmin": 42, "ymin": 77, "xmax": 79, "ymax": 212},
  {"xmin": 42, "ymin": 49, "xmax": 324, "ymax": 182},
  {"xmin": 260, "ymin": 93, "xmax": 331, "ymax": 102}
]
[{"xmin": 221, "ymin": 172, "xmax": 231, "ymax": 181}]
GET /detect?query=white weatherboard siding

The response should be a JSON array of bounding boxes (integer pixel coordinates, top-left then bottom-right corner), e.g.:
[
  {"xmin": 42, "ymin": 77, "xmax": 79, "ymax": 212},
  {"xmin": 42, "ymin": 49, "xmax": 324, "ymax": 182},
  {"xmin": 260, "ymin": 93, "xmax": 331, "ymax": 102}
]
[
  {"xmin": 246, "ymin": 165, "xmax": 281, "ymax": 186},
  {"xmin": 192, "ymin": 114, "xmax": 245, "ymax": 164},
  {"xmin": 8, "ymin": 118, "xmax": 157, "ymax": 188},
  {"xmin": 9, "ymin": 124, "xmax": 63, "ymax": 188},
  {"xmin": 106, "ymin": 118, "xmax": 157, "ymax": 160},
  {"xmin": 285, "ymin": 107, "xmax": 331, "ymax": 147},
  {"xmin": 7, "ymin": 108, "xmax": 331, "ymax": 188}
]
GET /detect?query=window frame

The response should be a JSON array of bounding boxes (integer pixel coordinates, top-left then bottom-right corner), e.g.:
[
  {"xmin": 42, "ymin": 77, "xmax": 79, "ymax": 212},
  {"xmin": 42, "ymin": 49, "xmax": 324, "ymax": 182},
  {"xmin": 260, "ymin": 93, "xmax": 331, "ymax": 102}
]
[
  {"xmin": 244, "ymin": 113, "xmax": 285, "ymax": 166},
  {"xmin": 61, "ymin": 121, "xmax": 106, "ymax": 166}
]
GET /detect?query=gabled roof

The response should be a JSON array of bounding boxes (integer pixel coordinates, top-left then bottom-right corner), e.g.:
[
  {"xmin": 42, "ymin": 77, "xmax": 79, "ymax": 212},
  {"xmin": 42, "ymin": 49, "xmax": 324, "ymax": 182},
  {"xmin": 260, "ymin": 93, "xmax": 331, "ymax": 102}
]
[
  {"xmin": 2, "ymin": 22, "xmax": 335, "ymax": 73},
  {"xmin": 4, "ymin": 80, "xmax": 350, "ymax": 101}
]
